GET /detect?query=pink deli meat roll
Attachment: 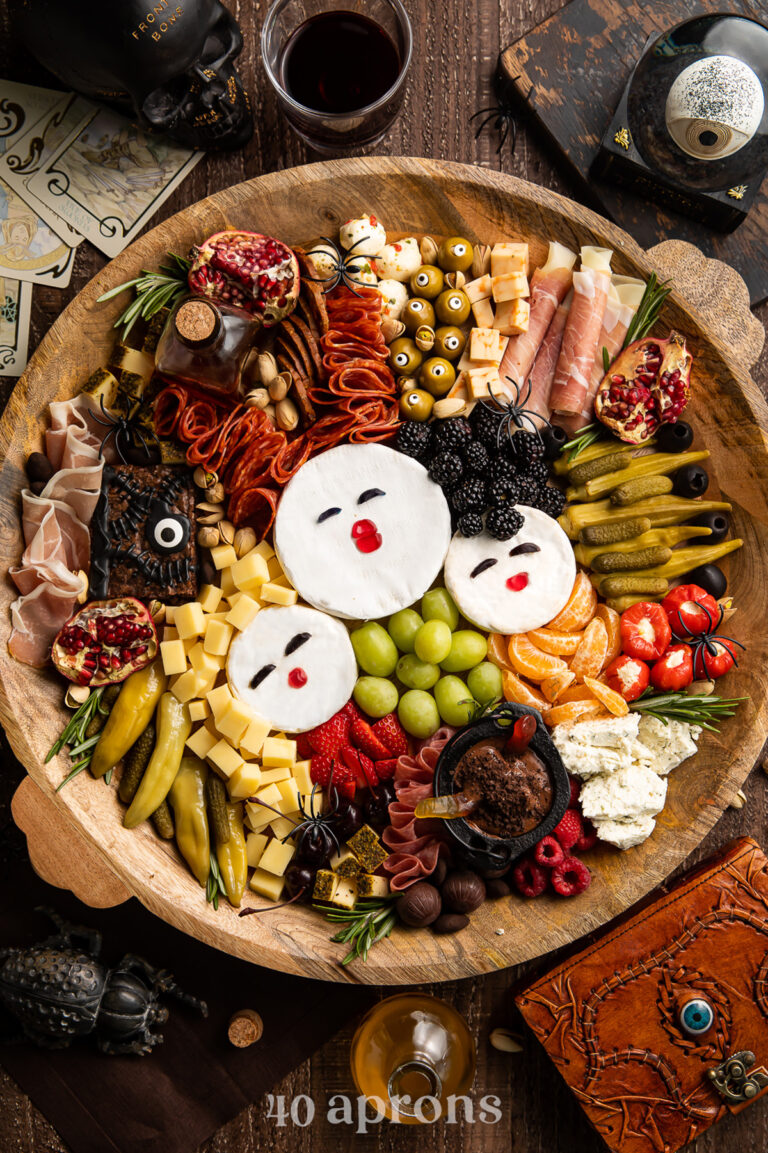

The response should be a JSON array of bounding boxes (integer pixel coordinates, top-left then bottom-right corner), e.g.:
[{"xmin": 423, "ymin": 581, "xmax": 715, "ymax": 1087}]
[
  {"xmin": 499, "ymin": 241, "xmax": 576, "ymax": 392},
  {"xmin": 549, "ymin": 247, "xmax": 613, "ymax": 420},
  {"xmin": 525, "ymin": 290, "xmax": 573, "ymax": 424}
]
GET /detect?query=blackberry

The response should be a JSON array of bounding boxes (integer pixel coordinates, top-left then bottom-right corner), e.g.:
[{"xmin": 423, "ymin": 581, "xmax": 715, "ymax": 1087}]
[
  {"xmin": 470, "ymin": 403, "xmax": 502, "ymax": 448},
  {"xmin": 458, "ymin": 512, "xmax": 484, "ymax": 537},
  {"xmin": 488, "ymin": 454, "xmax": 517, "ymax": 481},
  {"xmin": 534, "ymin": 484, "xmax": 567, "ymax": 518},
  {"xmin": 462, "ymin": 440, "xmax": 489, "ymax": 475},
  {"xmin": 451, "ymin": 477, "xmax": 487, "ymax": 514},
  {"xmin": 516, "ymin": 476, "xmax": 540, "ymax": 505},
  {"xmin": 488, "ymin": 475, "xmax": 520, "ymax": 504},
  {"xmin": 396, "ymin": 421, "xmax": 433, "ymax": 461},
  {"xmin": 429, "ymin": 452, "xmax": 463, "ymax": 487},
  {"xmin": 486, "ymin": 505, "xmax": 525, "ymax": 541},
  {"xmin": 434, "ymin": 417, "xmax": 472, "ymax": 454},
  {"xmin": 511, "ymin": 430, "xmax": 545, "ymax": 468},
  {"xmin": 525, "ymin": 459, "xmax": 550, "ymax": 486}
]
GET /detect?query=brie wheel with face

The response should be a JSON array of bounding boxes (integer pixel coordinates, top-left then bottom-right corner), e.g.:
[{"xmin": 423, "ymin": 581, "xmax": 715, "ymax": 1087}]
[
  {"xmin": 444, "ymin": 505, "xmax": 576, "ymax": 634},
  {"xmin": 226, "ymin": 605, "xmax": 357, "ymax": 733}
]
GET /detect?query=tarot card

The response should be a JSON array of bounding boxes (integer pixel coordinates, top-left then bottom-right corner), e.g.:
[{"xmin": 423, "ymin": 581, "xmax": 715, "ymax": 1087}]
[
  {"xmin": 28, "ymin": 106, "xmax": 202, "ymax": 259},
  {"xmin": 0, "ymin": 93, "xmax": 96, "ymax": 246},
  {"xmin": 0, "ymin": 276, "xmax": 32, "ymax": 377}
]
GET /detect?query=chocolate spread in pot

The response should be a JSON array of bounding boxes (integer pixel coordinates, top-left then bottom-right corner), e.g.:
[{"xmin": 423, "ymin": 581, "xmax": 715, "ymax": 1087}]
[{"xmin": 454, "ymin": 736, "xmax": 552, "ymax": 839}]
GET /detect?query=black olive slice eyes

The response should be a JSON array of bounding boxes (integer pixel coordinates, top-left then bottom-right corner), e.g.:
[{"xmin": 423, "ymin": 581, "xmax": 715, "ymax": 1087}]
[
  {"xmin": 358, "ymin": 488, "xmax": 385, "ymax": 504},
  {"xmin": 471, "ymin": 558, "xmax": 497, "ymax": 578},
  {"xmin": 509, "ymin": 543, "xmax": 541, "ymax": 556},
  {"xmin": 285, "ymin": 632, "xmax": 310, "ymax": 656},
  {"xmin": 317, "ymin": 507, "xmax": 342, "ymax": 523},
  {"xmin": 250, "ymin": 664, "xmax": 276, "ymax": 689}
]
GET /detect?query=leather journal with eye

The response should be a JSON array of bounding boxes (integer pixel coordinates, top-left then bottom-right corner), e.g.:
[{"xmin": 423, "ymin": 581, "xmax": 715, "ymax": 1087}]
[{"xmin": 516, "ymin": 837, "xmax": 768, "ymax": 1153}]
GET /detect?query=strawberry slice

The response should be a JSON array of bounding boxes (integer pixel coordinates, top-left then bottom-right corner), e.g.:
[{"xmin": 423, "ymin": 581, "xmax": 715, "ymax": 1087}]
[
  {"xmin": 307, "ymin": 710, "xmax": 350, "ymax": 756},
  {"xmin": 371, "ymin": 713, "xmax": 408, "ymax": 757},
  {"xmin": 374, "ymin": 758, "xmax": 398, "ymax": 781},
  {"xmin": 340, "ymin": 746, "xmax": 378, "ymax": 789},
  {"xmin": 309, "ymin": 753, "xmax": 356, "ymax": 799},
  {"xmin": 296, "ymin": 732, "xmax": 313, "ymax": 760},
  {"xmin": 350, "ymin": 715, "xmax": 392, "ymax": 760}
]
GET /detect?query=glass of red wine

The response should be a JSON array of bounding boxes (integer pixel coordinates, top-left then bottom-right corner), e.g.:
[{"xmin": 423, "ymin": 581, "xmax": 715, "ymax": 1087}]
[{"xmin": 261, "ymin": 0, "xmax": 412, "ymax": 152}]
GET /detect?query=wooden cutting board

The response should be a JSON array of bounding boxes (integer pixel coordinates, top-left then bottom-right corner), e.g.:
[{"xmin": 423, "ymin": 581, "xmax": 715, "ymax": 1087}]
[{"xmin": 2, "ymin": 156, "xmax": 768, "ymax": 984}]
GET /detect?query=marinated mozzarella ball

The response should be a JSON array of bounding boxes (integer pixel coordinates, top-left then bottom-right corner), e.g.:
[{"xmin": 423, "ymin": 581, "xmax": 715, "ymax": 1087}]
[
  {"xmin": 344, "ymin": 254, "xmax": 378, "ymax": 287},
  {"xmin": 305, "ymin": 240, "xmax": 339, "ymax": 281},
  {"xmin": 339, "ymin": 213, "xmax": 387, "ymax": 255},
  {"xmin": 374, "ymin": 237, "xmax": 421, "ymax": 283},
  {"xmin": 378, "ymin": 278, "xmax": 409, "ymax": 320}
]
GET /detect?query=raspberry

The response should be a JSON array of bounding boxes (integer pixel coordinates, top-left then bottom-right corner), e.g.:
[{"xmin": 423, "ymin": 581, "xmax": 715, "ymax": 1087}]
[
  {"xmin": 339, "ymin": 746, "xmax": 378, "ymax": 789},
  {"xmin": 374, "ymin": 758, "xmax": 398, "ymax": 780},
  {"xmin": 350, "ymin": 715, "xmax": 392, "ymax": 760},
  {"xmin": 533, "ymin": 835, "xmax": 564, "ymax": 869},
  {"xmin": 568, "ymin": 777, "xmax": 581, "ymax": 809},
  {"xmin": 575, "ymin": 818, "xmax": 599, "ymax": 852},
  {"xmin": 371, "ymin": 713, "xmax": 408, "ymax": 757},
  {"xmin": 512, "ymin": 856, "xmax": 548, "ymax": 898},
  {"xmin": 551, "ymin": 856, "xmax": 591, "ymax": 897},
  {"xmin": 309, "ymin": 754, "xmax": 356, "ymax": 798},
  {"xmin": 553, "ymin": 809, "xmax": 582, "ymax": 851},
  {"xmin": 307, "ymin": 710, "xmax": 350, "ymax": 756}
]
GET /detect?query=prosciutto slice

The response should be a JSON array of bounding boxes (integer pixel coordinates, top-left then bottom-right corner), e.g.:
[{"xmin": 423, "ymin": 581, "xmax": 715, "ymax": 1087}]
[
  {"xmin": 524, "ymin": 290, "xmax": 573, "ymax": 424},
  {"xmin": 382, "ymin": 727, "xmax": 454, "ymax": 890},
  {"xmin": 498, "ymin": 242, "xmax": 576, "ymax": 394},
  {"xmin": 549, "ymin": 246, "xmax": 613, "ymax": 420}
]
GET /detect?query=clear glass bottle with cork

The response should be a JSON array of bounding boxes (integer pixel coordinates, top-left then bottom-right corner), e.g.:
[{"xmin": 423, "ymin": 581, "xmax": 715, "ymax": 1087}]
[{"xmin": 155, "ymin": 296, "xmax": 259, "ymax": 396}]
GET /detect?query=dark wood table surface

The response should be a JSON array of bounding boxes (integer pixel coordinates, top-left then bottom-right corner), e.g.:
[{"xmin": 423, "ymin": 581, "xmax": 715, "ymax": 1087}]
[{"xmin": 1, "ymin": 2, "xmax": 767, "ymax": 1151}]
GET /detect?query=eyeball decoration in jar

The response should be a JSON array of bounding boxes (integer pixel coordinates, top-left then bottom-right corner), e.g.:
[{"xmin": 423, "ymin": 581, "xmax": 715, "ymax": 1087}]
[
  {"xmin": 344, "ymin": 253, "xmax": 378, "ymax": 287},
  {"xmin": 374, "ymin": 237, "xmax": 422, "ymax": 283},
  {"xmin": 378, "ymin": 278, "xmax": 409, "ymax": 320},
  {"xmin": 339, "ymin": 213, "xmax": 387, "ymax": 255}
]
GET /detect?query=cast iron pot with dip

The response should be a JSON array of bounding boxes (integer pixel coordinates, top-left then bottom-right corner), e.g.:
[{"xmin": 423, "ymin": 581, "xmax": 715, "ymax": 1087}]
[{"xmin": 433, "ymin": 703, "xmax": 570, "ymax": 872}]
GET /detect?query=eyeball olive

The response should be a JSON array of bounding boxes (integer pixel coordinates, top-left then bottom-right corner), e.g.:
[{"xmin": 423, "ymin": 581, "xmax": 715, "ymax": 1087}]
[
  {"xmin": 399, "ymin": 388, "xmax": 434, "ymax": 422},
  {"xmin": 435, "ymin": 288, "xmax": 471, "ymax": 325},
  {"xmin": 389, "ymin": 337, "xmax": 423, "ymax": 375},
  {"xmin": 420, "ymin": 357, "xmax": 456, "ymax": 397},
  {"xmin": 410, "ymin": 264, "xmax": 444, "ymax": 299},
  {"xmin": 433, "ymin": 325, "xmax": 466, "ymax": 361},
  {"xmin": 437, "ymin": 236, "xmax": 474, "ymax": 273},
  {"xmin": 402, "ymin": 296, "xmax": 436, "ymax": 334}
]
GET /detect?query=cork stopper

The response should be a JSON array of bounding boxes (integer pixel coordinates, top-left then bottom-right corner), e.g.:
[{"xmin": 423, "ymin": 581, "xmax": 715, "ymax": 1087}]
[
  {"xmin": 174, "ymin": 299, "xmax": 221, "ymax": 346},
  {"xmin": 228, "ymin": 1008, "xmax": 264, "ymax": 1048}
]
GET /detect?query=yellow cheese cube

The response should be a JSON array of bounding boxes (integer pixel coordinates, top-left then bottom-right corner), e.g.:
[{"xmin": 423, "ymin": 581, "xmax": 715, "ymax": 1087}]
[
  {"xmin": 358, "ymin": 874, "xmax": 390, "ymax": 899},
  {"xmin": 260, "ymin": 582, "xmax": 298, "ymax": 606},
  {"xmin": 262, "ymin": 736, "xmax": 296, "ymax": 768},
  {"xmin": 267, "ymin": 555, "xmax": 283, "ymax": 579},
  {"xmin": 206, "ymin": 684, "xmax": 234, "ymax": 718},
  {"xmin": 469, "ymin": 326, "xmax": 506, "ymax": 365},
  {"xmin": 493, "ymin": 297, "xmax": 530, "ymax": 335},
  {"xmin": 208, "ymin": 739, "xmax": 245, "ymax": 779},
  {"xmin": 188, "ymin": 645, "xmax": 222, "ymax": 682},
  {"xmin": 301, "ymin": 791, "xmax": 325, "ymax": 814},
  {"xmin": 329, "ymin": 877, "xmax": 357, "ymax": 910},
  {"xmin": 204, "ymin": 618, "xmax": 234, "ymax": 657},
  {"xmin": 245, "ymin": 832, "xmax": 268, "ymax": 868},
  {"xmin": 259, "ymin": 765, "xmax": 292, "ymax": 785},
  {"xmin": 239, "ymin": 718, "xmax": 271, "ymax": 759},
  {"xmin": 186, "ymin": 725, "xmax": 217, "ymax": 760},
  {"xmin": 251, "ymin": 539, "xmax": 275, "ymax": 561},
  {"xmin": 225, "ymin": 594, "xmax": 261, "ymax": 630},
  {"xmin": 259, "ymin": 838, "xmax": 295, "ymax": 876},
  {"xmin": 219, "ymin": 566, "xmax": 237, "ymax": 596},
  {"xmin": 245, "ymin": 802, "xmax": 277, "ymax": 832},
  {"xmin": 164, "ymin": 605, "xmax": 176, "ymax": 625},
  {"xmin": 276, "ymin": 778, "xmax": 301, "ymax": 812},
  {"xmin": 174, "ymin": 601, "xmax": 206, "ymax": 639},
  {"xmin": 270, "ymin": 816, "xmax": 297, "ymax": 839},
  {"xmin": 292, "ymin": 759, "xmax": 313, "ymax": 793},
  {"xmin": 160, "ymin": 638, "xmax": 187, "ymax": 676},
  {"xmin": 162, "ymin": 625, "xmax": 179, "ymax": 642},
  {"xmin": 188, "ymin": 699, "xmax": 211, "ymax": 723},
  {"xmin": 210, "ymin": 544, "xmax": 237, "ymax": 571},
  {"xmin": 252, "ymin": 782, "xmax": 283, "ymax": 808},
  {"xmin": 248, "ymin": 868, "xmax": 285, "ymax": 901},
  {"xmin": 490, "ymin": 241, "xmax": 529, "ymax": 277},
  {"xmin": 170, "ymin": 668, "xmax": 205, "ymax": 704},
  {"xmin": 197, "ymin": 584, "xmax": 223, "ymax": 614},
  {"xmin": 231, "ymin": 551, "xmax": 270, "ymax": 591},
  {"xmin": 228, "ymin": 761, "xmax": 263, "ymax": 799},
  {"xmin": 216, "ymin": 700, "xmax": 253, "ymax": 746},
  {"xmin": 471, "ymin": 297, "xmax": 495, "ymax": 328},
  {"xmin": 492, "ymin": 271, "xmax": 529, "ymax": 302},
  {"xmin": 464, "ymin": 274, "xmax": 492, "ymax": 303},
  {"xmin": 465, "ymin": 366, "xmax": 500, "ymax": 400}
]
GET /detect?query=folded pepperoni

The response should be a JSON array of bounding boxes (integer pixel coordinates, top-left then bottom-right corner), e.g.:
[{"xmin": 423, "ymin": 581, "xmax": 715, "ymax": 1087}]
[{"xmin": 227, "ymin": 485, "xmax": 279, "ymax": 538}]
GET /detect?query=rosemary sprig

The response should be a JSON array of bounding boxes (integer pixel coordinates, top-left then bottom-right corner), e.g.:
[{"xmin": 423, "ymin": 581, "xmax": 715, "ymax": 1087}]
[
  {"xmin": 314, "ymin": 898, "xmax": 398, "ymax": 966},
  {"xmin": 602, "ymin": 345, "xmax": 610, "ymax": 374},
  {"xmin": 47, "ymin": 689, "xmax": 108, "ymax": 791},
  {"xmin": 206, "ymin": 851, "xmax": 226, "ymax": 910},
  {"xmin": 560, "ymin": 422, "xmax": 604, "ymax": 462},
  {"xmin": 630, "ymin": 692, "xmax": 748, "ymax": 732},
  {"xmin": 97, "ymin": 253, "xmax": 191, "ymax": 340},
  {"xmin": 623, "ymin": 272, "xmax": 672, "ymax": 349}
]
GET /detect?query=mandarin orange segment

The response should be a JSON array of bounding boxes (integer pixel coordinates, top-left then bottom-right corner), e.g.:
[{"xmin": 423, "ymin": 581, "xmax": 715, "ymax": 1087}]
[
  {"xmin": 558, "ymin": 683, "xmax": 599, "ymax": 703},
  {"xmin": 527, "ymin": 627, "xmax": 584, "ymax": 656},
  {"xmin": 487, "ymin": 632, "xmax": 515, "ymax": 671},
  {"xmin": 502, "ymin": 670, "xmax": 550, "ymax": 713},
  {"xmin": 547, "ymin": 570, "xmax": 598, "ymax": 632},
  {"xmin": 541, "ymin": 668, "xmax": 577, "ymax": 703},
  {"xmin": 569, "ymin": 617, "xmax": 609, "ymax": 682},
  {"xmin": 595, "ymin": 604, "xmax": 621, "ymax": 667},
  {"xmin": 583, "ymin": 676, "xmax": 630, "ymax": 717},
  {"xmin": 507, "ymin": 634, "xmax": 568, "ymax": 681},
  {"xmin": 545, "ymin": 699, "xmax": 605, "ymax": 726}
]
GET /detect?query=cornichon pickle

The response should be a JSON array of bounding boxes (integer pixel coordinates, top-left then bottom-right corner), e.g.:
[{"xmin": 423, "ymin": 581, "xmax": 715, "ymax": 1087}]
[
  {"xmin": 118, "ymin": 721, "xmax": 156, "ymax": 804},
  {"xmin": 567, "ymin": 450, "xmax": 632, "ymax": 485},
  {"xmin": 561, "ymin": 497, "xmax": 732, "ymax": 539},
  {"xmin": 592, "ymin": 546, "xmax": 672, "ymax": 573},
  {"xmin": 206, "ymin": 773, "xmax": 231, "ymax": 846},
  {"xmin": 599, "ymin": 574, "xmax": 670, "ymax": 597},
  {"xmin": 583, "ymin": 449, "xmax": 710, "ymax": 500},
  {"xmin": 573, "ymin": 525, "xmax": 711, "ymax": 566},
  {"xmin": 610, "ymin": 476, "xmax": 674, "ymax": 506},
  {"xmin": 151, "ymin": 799, "xmax": 175, "ymax": 840},
  {"xmin": 553, "ymin": 437, "xmax": 637, "ymax": 476},
  {"xmin": 606, "ymin": 594, "xmax": 663, "ymax": 613},
  {"xmin": 579, "ymin": 517, "xmax": 652, "ymax": 545}
]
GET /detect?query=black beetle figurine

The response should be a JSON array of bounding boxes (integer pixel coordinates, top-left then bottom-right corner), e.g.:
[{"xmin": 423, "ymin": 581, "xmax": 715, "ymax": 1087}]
[{"xmin": 0, "ymin": 908, "xmax": 207, "ymax": 1055}]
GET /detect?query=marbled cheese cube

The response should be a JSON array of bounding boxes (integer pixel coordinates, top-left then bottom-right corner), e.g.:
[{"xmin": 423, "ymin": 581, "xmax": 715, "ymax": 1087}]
[
  {"xmin": 469, "ymin": 327, "xmax": 506, "ymax": 364},
  {"xmin": 464, "ymin": 274, "xmax": 492, "ymax": 303},
  {"xmin": 493, "ymin": 298, "xmax": 530, "ymax": 335},
  {"xmin": 492, "ymin": 271, "xmax": 529, "ymax": 302},
  {"xmin": 490, "ymin": 242, "xmax": 528, "ymax": 277}
]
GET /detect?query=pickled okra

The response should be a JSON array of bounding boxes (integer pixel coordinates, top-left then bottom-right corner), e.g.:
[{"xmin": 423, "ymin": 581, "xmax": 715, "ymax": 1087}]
[
  {"xmin": 590, "ymin": 539, "xmax": 743, "ymax": 592},
  {"xmin": 553, "ymin": 437, "xmax": 651, "ymax": 475},
  {"xmin": 566, "ymin": 450, "xmax": 709, "ymax": 503},
  {"xmin": 560, "ymin": 497, "xmax": 731, "ymax": 539},
  {"xmin": 573, "ymin": 525, "xmax": 711, "ymax": 566}
]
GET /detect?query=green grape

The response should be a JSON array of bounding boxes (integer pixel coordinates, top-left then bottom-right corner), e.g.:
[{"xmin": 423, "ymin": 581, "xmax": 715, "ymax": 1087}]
[
  {"xmin": 387, "ymin": 608, "xmax": 424, "ymax": 653},
  {"xmin": 396, "ymin": 653, "xmax": 441, "ymax": 690},
  {"xmin": 414, "ymin": 618, "xmax": 452, "ymax": 663},
  {"xmin": 440, "ymin": 629, "xmax": 488, "ymax": 673},
  {"xmin": 350, "ymin": 621, "xmax": 399, "ymax": 677},
  {"xmin": 398, "ymin": 689, "xmax": 440, "ymax": 739},
  {"xmin": 353, "ymin": 676, "xmax": 399, "ymax": 719},
  {"xmin": 434, "ymin": 675, "xmax": 477, "ymax": 726},
  {"xmin": 421, "ymin": 587, "xmax": 459, "ymax": 630},
  {"xmin": 467, "ymin": 661, "xmax": 503, "ymax": 705}
]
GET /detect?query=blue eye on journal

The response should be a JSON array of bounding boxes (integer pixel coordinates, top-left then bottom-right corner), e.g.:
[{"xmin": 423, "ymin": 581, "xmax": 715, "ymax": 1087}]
[{"xmin": 679, "ymin": 997, "xmax": 714, "ymax": 1035}]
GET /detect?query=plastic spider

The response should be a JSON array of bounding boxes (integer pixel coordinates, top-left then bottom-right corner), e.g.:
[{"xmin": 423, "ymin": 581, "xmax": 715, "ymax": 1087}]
[
  {"xmin": 470, "ymin": 66, "xmax": 518, "ymax": 154},
  {"xmin": 304, "ymin": 235, "xmax": 379, "ymax": 298},
  {"xmin": 478, "ymin": 376, "xmax": 552, "ymax": 449},
  {"xmin": 89, "ymin": 394, "xmax": 162, "ymax": 464},
  {"xmin": 669, "ymin": 600, "xmax": 745, "ymax": 676}
]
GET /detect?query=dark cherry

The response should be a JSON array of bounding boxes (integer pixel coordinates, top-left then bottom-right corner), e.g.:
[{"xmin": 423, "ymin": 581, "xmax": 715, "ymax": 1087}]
[
  {"xmin": 673, "ymin": 463, "xmax": 709, "ymax": 498},
  {"xmin": 330, "ymin": 799, "xmax": 363, "ymax": 841},
  {"xmin": 296, "ymin": 824, "xmax": 335, "ymax": 867},
  {"xmin": 363, "ymin": 791, "xmax": 391, "ymax": 830},
  {"xmin": 685, "ymin": 563, "xmax": 727, "ymax": 599},
  {"xmin": 379, "ymin": 780, "xmax": 397, "ymax": 806},
  {"xmin": 541, "ymin": 424, "xmax": 568, "ymax": 461},
  {"xmin": 655, "ymin": 420, "xmax": 693, "ymax": 453},
  {"xmin": 284, "ymin": 862, "xmax": 316, "ymax": 901},
  {"xmin": 691, "ymin": 510, "xmax": 729, "ymax": 543}
]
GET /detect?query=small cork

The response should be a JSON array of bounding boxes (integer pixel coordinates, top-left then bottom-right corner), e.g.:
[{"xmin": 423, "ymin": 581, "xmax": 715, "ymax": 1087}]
[
  {"xmin": 228, "ymin": 1009, "xmax": 264, "ymax": 1048},
  {"xmin": 175, "ymin": 299, "xmax": 219, "ymax": 345}
]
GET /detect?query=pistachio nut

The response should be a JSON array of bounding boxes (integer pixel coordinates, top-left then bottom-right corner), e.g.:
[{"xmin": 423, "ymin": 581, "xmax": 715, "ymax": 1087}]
[
  {"xmin": 204, "ymin": 481, "xmax": 226, "ymax": 504},
  {"xmin": 234, "ymin": 526, "xmax": 257, "ymax": 558},
  {"xmin": 433, "ymin": 396, "xmax": 468, "ymax": 419},
  {"xmin": 471, "ymin": 243, "xmax": 491, "ymax": 279},
  {"xmin": 65, "ymin": 683, "xmax": 91, "ymax": 708},
  {"xmin": 197, "ymin": 525, "xmax": 221, "ymax": 549},
  {"xmin": 75, "ymin": 569, "xmax": 88, "ymax": 604},
  {"xmin": 489, "ymin": 1029, "xmax": 524, "ymax": 1054},
  {"xmin": 218, "ymin": 520, "xmax": 236, "ymax": 546},
  {"xmin": 397, "ymin": 375, "xmax": 419, "ymax": 393},
  {"xmin": 276, "ymin": 397, "xmax": 299, "ymax": 431},
  {"xmin": 420, "ymin": 235, "xmax": 439, "ymax": 264},
  {"xmin": 445, "ymin": 270, "xmax": 467, "ymax": 290},
  {"xmin": 149, "ymin": 600, "xmax": 166, "ymax": 624},
  {"xmin": 381, "ymin": 318, "xmax": 406, "ymax": 344},
  {"xmin": 414, "ymin": 325, "xmax": 436, "ymax": 352},
  {"xmin": 193, "ymin": 466, "xmax": 218, "ymax": 489},
  {"xmin": 257, "ymin": 351, "xmax": 279, "ymax": 385},
  {"xmin": 196, "ymin": 503, "xmax": 226, "ymax": 525},
  {"xmin": 268, "ymin": 371, "xmax": 291, "ymax": 402},
  {"xmin": 244, "ymin": 388, "xmax": 270, "ymax": 410}
]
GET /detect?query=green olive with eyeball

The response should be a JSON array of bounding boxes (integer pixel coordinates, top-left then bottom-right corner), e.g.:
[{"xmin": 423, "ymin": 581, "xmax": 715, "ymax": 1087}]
[
  {"xmin": 399, "ymin": 388, "xmax": 434, "ymax": 422},
  {"xmin": 389, "ymin": 337, "xmax": 423, "ymax": 375},
  {"xmin": 437, "ymin": 236, "xmax": 474, "ymax": 272},
  {"xmin": 420, "ymin": 357, "xmax": 456, "ymax": 397},
  {"xmin": 434, "ymin": 288, "xmax": 471, "ymax": 325},
  {"xmin": 410, "ymin": 265, "xmax": 444, "ymax": 299},
  {"xmin": 433, "ymin": 325, "xmax": 466, "ymax": 360},
  {"xmin": 402, "ymin": 297, "xmax": 436, "ymax": 334}
]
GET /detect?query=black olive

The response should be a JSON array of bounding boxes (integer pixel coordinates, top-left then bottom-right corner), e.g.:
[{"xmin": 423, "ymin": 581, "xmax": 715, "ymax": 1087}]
[
  {"xmin": 691, "ymin": 511, "xmax": 730, "ymax": 543},
  {"xmin": 656, "ymin": 420, "xmax": 693, "ymax": 453},
  {"xmin": 541, "ymin": 425, "xmax": 568, "ymax": 461},
  {"xmin": 685, "ymin": 563, "xmax": 727, "ymax": 599},
  {"xmin": 673, "ymin": 463, "xmax": 709, "ymax": 499},
  {"xmin": 29, "ymin": 479, "xmax": 47, "ymax": 496},
  {"xmin": 396, "ymin": 882, "xmax": 442, "ymax": 927},
  {"xmin": 441, "ymin": 870, "xmax": 486, "ymax": 913}
]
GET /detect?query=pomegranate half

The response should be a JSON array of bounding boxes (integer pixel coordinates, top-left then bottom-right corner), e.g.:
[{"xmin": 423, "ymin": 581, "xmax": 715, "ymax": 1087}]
[
  {"xmin": 52, "ymin": 598, "xmax": 158, "ymax": 687},
  {"xmin": 188, "ymin": 230, "xmax": 300, "ymax": 325},
  {"xmin": 594, "ymin": 331, "xmax": 693, "ymax": 445}
]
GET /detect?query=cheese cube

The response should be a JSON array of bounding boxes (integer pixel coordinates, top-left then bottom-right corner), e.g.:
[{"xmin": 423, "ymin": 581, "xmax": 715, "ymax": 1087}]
[
  {"xmin": 358, "ymin": 874, "xmax": 390, "ymax": 899},
  {"xmin": 490, "ymin": 241, "xmax": 529, "ymax": 277},
  {"xmin": 251, "ymin": 539, "xmax": 275, "ymax": 561},
  {"xmin": 206, "ymin": 684, "xmax": 234, "ymax": 718},
  {"xmin": 228, "ymin": 762, "xmax": 263, "ymax": 799},
  {"xmin": 469, "ymin": 327, "xmax": 506, "ymax": 365},
  {"xmin": 267, "ymin": 555, "xmax": 283, "ymax": 579},
  {"xmin": 292, "ymin": 759, "xmax": 313, "ymax": 793},
  {"xmin": 471, "ymin": 297, "xmax": 495, "ymax": 328},
  {"xmin": 197, "ymin": 584, "xmax": 223, "ymax": 614},
  {"xmin": 270, "ymin": 815, "xmax": 297, "ymax": 839},
  {"xmin": 245, "ymin": 832, "xmax": 268, "ymax": 868},
  {"xmin": 188, "ymin": 643, "xmax": 222, "ymax": 679},
  {"xmin": 216, "ymin": 700, "xmax": 253, "ymax": 746},
  {"xmin": 262, "ymin": 736, "xmax": 296, "ymax": 768},
  {"xmin": 301, "ymin": 791, "xmax": 325, "ymax": 815},
  {"xmin": 313, "ymin": 870, "xmax": 339, "ymax": 902},
  {"xmin": 259, "ymin": 838, "xmax": 295, "ymax": 876},
  {"xmin": 225, "ymin": 594, "xmax": 261, "ymax": 630},
  {"xmin": 231, "ymin": 551, "xmax": 269, "ymax": 591},
  {"xmin": 276, "ymin": 778, "xmax": 301, "ymax": 812},
  {"xmin": 174, "ymin": 601, "xmax": 206, "ymax": 639},
  {"xmin": 248, "ymin": 868, "xmax": 285, "ymax": 901},
  {"xmin": 245, "ymin": 803, "xmax": 277, "ymax": 832},
  {"xmin": 252, "ymin": 783, "xmax": 283, "ymax": 809},
  {"xmin": 464, "ymin": 274, "xmax": 492, "ymax": 303},
  {"xmin": 186, "ymin": 725, "xmax": 218, "ymax": 760},
  {"xmin": 331, "ymin": 847, "xmax": 359, "ymax": 872},
  {"xmin": 162, "ymin": 605, "xmax": 175, "ymax": 624},
  {"xmin": 219, "ymin": 566, "xmax": 237, "ymax": 596},
  {"xmin": 465, "ymin": 366, "xmax": 500, "ymax": 400},
  {"xmin": 170, "ymin": 668, "xmax": 205, "ymax": 704},
  {"xmin": 492, "ymin": 271, "xmax": 529, "ymax": 302},
  {"xmin": 240, "ymin": 717, "xmax": 270, "ymax": 758},
  {"xmin": 493, "ymin": 297, "xmax": 530, "ymax": 336},
  {"xmin": 162, "ymin": 625, "xmax": 179, "ymax": 642},
  {"xmin": 329, "ymin": 877, "xmax": 357, "ymax": 910},
  {"xmin": 259, "ymin": 765, "xmax": 292, "ymax": 784},
  {"xmin": 260, "ymin": 582, "xmax": 298, "ymax": 606},
  {"xmin": 210, "ymin": 543, "xmax": 237, "ymax": 570},
  {"xmin": 188, "ymin": 699, "xmax": 211, "ymax": 723},
  {"xmin": 160, "ymin": 638, "xmax": 187, "ymax": 676},
  {"xmin": 204, "ymin": 618, "xmax": 234, "ymax": 657},
  {"xmin": 208, "ymin": 739, "xmax": 245, "ymax": 779}
]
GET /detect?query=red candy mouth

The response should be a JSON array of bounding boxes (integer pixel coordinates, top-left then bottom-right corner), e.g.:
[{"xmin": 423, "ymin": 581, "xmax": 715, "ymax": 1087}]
[
  {"xmin": 351, "ymin": 518, "xmax": 382, "ymax": 553},
  {"xmin": 506, "ymin": 572, "xmax": 529, "ymax": 592},
  {"xmin": 288, "ymin": 667, "xmax": 307, "ymax": 688}
]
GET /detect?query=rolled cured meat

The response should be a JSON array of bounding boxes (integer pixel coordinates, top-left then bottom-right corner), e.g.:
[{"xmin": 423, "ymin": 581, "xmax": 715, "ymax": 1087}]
[
  {"xmin": 498, "ymin": 241, "xmax": 576, "ymax": 392},
  {"xmin": 524, "ymin": 289, "xmax": 573, "ymax": 425},
  {"xmin": 549, "ymin": 246, "xmax": 613, "ymax": 420}
]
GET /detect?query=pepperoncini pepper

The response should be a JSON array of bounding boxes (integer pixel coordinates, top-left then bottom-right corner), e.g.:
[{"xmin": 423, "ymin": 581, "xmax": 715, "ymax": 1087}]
[
  {"xmin": 90, "ymin": 660, "xmax": 167, "ymax": 779},
  {"xmin": 168, "ymin": 754, "xmax": 210, "ymax": 887},
  {"xmin": 123, "ymin": 692, "xmax": 191, "ymax": 829},
  {"xmin": 216, "ymin": 802, "xmax": 248, "ymax": 907}
]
